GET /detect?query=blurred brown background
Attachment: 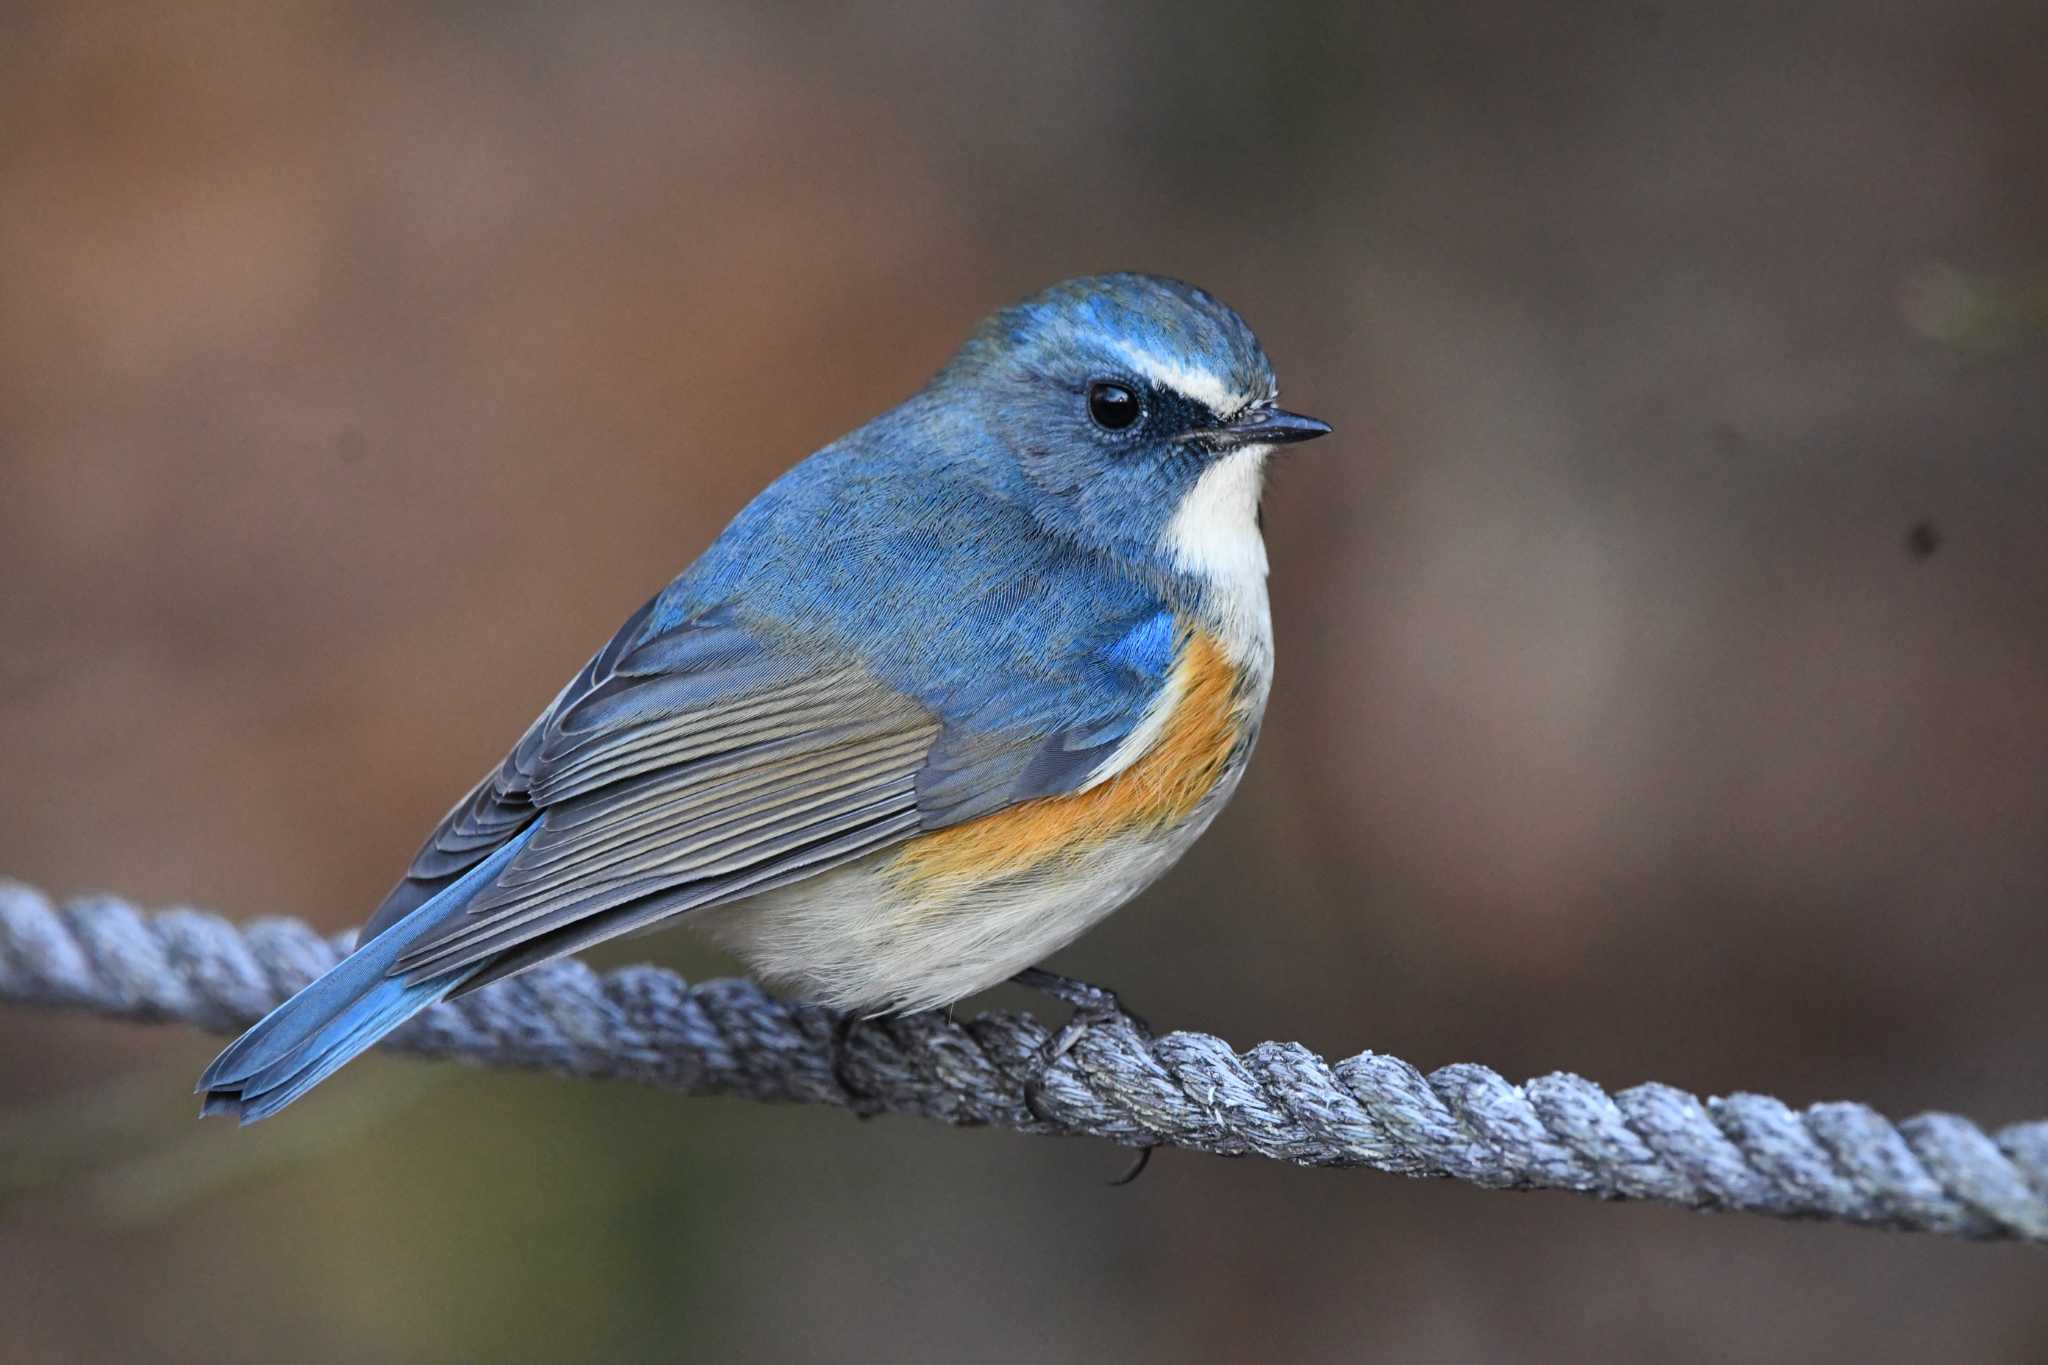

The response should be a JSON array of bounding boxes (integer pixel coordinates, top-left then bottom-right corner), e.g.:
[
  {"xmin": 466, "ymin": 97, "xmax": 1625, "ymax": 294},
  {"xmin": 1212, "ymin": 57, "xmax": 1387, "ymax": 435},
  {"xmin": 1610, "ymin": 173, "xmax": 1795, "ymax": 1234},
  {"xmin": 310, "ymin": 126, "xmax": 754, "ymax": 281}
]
[{"xmin": 4, "ymin": 3, "xmax": 2046, "ymax": 1361}]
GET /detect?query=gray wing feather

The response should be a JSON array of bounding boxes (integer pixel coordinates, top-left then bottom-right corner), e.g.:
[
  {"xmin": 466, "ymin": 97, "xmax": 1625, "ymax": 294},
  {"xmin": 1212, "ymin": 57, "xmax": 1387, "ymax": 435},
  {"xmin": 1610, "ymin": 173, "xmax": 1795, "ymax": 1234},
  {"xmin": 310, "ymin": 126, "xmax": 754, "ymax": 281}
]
[
  {"xmin": 361, "ymin": 595, "xmax": 941, "ymax": 977},
  {"xmin": 454, "ymin": 807, "xmax": 924, "ymax": 992},
  {"xmin": 405, "ymin": 743, "xmax": 929, "ymax": 971},
  {"xmin": 403, "ymin": 781, "xmax": 922, "ymax": 978}
]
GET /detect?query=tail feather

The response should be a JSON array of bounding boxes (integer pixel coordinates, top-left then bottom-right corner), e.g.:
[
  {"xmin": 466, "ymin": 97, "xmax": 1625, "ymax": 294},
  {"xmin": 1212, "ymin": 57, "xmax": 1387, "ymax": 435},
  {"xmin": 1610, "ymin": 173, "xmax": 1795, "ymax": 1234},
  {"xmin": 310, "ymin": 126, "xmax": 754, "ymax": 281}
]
[{"xmin": 197, "ymin": 826, "xmax": 536, "ymax": 1123}]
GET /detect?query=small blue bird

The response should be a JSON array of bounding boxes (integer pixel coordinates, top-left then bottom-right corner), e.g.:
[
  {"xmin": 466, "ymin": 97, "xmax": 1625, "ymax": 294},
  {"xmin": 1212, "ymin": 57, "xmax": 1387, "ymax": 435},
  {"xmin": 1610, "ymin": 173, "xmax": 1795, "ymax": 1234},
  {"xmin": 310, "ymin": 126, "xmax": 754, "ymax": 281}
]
[{"xmin": 198, "ymin": 273, "xmax": 1329, "ymax": 1121}]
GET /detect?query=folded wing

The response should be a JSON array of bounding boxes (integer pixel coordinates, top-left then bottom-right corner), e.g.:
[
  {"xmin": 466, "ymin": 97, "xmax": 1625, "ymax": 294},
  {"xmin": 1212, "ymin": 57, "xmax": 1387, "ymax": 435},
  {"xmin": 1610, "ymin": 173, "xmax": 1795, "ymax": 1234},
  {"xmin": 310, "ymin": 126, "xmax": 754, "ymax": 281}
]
[{"xmin": 375, "ymin": 598, "xmax": 939, "ymax": 987}]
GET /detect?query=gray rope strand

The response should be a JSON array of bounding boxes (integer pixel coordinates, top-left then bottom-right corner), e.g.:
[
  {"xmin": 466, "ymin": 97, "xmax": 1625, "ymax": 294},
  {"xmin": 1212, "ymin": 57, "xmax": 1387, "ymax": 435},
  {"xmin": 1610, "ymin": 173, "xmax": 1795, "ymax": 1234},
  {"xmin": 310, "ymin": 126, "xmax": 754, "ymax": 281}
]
[{"xmin": 3, "ymin": 878, "xmax": 2044, "ymax": 1243}]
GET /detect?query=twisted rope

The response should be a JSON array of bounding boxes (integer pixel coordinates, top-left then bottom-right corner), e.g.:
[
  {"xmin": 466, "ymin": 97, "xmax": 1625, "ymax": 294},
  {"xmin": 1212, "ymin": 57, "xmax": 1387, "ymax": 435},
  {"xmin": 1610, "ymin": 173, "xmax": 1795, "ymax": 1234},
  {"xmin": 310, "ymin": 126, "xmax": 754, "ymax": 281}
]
[{"xmin": 2, "ymin": 878, "xmax": 2043, "ymax": 1242}]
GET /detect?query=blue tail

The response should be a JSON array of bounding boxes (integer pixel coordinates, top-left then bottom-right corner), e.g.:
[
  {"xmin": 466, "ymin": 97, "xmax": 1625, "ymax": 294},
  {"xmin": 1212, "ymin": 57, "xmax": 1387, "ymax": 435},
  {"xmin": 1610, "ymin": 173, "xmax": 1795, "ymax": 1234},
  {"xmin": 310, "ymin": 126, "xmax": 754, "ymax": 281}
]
[{"xmin": 197, "ymin": 827, "xmax": 536, "ymax": 1124}]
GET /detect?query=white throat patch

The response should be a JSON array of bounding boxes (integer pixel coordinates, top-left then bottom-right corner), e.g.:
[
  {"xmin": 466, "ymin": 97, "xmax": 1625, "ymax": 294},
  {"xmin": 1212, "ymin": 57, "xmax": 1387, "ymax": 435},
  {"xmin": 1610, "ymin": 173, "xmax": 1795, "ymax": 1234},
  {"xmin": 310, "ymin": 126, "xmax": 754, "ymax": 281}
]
[{"xmin": 1161, "ymin": 446, "xmax": 1274, "ymax": 675}]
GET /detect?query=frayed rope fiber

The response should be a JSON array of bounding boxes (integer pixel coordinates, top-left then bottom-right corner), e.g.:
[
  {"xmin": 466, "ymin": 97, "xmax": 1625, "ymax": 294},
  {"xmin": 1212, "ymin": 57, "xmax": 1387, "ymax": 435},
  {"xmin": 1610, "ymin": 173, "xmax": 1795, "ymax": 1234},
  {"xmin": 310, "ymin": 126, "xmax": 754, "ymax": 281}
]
[{"xmin": 3, "ymin": 877, "xmax": 2044, "ymax": 1242}]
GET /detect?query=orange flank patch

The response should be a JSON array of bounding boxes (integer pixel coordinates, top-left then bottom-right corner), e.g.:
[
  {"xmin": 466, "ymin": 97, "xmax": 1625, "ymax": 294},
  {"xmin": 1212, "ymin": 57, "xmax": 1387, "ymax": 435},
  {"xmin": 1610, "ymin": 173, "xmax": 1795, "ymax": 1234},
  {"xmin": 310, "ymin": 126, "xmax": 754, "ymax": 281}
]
[{"xmin": 889, "ymin": 628, "xmax": 1246, "ymax": 891}]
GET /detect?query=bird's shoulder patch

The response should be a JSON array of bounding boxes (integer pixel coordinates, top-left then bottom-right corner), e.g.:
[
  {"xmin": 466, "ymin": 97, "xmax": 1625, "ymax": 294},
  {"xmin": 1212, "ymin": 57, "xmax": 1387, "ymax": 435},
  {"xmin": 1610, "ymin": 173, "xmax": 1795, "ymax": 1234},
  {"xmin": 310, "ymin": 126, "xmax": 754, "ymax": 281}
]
[
  {"xmin": 888, "ymin": 626, "xmax": 1246, "ymax": 891},
  {"xmin": 1103, "ymin": 609, "xmax": 1178, "ymax": 680}
]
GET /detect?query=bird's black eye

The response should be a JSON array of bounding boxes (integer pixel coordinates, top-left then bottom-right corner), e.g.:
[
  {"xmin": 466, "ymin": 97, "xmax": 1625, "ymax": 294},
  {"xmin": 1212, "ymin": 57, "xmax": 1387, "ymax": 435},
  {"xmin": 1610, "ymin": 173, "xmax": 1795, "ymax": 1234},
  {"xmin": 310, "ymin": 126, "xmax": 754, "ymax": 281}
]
[{"xmin": 1087, "ymin": 380, "xmax": 1142, "ymax": 432}]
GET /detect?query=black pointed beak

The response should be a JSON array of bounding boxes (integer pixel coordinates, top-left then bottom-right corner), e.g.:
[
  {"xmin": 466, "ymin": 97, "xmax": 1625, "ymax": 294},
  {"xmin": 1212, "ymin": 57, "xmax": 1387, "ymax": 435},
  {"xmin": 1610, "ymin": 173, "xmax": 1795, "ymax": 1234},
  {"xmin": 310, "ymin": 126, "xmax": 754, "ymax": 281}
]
[{"xmin": 1201, "ymin": 403, "xmax": 1332, "ymax": 451}]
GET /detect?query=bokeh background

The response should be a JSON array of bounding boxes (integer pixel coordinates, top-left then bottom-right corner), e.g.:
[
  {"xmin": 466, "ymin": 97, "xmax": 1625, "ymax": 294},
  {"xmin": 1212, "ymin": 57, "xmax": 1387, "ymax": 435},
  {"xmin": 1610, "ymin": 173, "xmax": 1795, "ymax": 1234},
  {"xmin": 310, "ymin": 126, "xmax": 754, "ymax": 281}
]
[{"xmin": 4, "ymin": 3, "xmax": 2047, "ymax": 1361}]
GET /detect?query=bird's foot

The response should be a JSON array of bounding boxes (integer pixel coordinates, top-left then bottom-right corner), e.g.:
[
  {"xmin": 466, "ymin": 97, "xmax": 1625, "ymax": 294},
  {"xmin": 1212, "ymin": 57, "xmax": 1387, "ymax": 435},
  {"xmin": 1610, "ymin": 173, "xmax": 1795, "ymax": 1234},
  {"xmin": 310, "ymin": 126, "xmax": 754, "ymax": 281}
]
[
  {"xmin": 1010, "ymin": 967, "xmax": 1152, "ymax": 1118},
  {"xmin": 1011, "ymin": 968, "xmax": 1159, "ymax": 1183}
]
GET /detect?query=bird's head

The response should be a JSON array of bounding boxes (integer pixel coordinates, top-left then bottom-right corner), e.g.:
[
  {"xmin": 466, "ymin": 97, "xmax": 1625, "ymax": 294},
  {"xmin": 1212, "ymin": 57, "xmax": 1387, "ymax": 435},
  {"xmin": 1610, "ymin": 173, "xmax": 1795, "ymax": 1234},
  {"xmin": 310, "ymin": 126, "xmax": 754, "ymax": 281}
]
[{"xmin": 933, "ymin": 273, "xmax": 1329, "ymax": 591}]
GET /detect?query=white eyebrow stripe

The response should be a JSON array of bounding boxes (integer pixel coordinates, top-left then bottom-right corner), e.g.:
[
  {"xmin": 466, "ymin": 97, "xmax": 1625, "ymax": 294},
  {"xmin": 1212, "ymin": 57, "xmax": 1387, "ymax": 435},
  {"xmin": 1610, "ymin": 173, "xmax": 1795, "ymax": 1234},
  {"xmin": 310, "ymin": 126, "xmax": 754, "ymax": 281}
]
[{"xmin": 1108, "ymin": 342, "xmax": 1241, "ymax": 418}]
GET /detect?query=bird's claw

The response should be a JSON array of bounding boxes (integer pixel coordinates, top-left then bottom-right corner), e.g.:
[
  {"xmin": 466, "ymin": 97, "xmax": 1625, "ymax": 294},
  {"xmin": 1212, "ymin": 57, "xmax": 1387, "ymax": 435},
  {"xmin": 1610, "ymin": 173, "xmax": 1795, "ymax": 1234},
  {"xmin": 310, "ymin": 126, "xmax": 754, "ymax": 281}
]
[{"xmin": 1108, "ymin": 1145, "xmax": 1156, "ymax": 1186}]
